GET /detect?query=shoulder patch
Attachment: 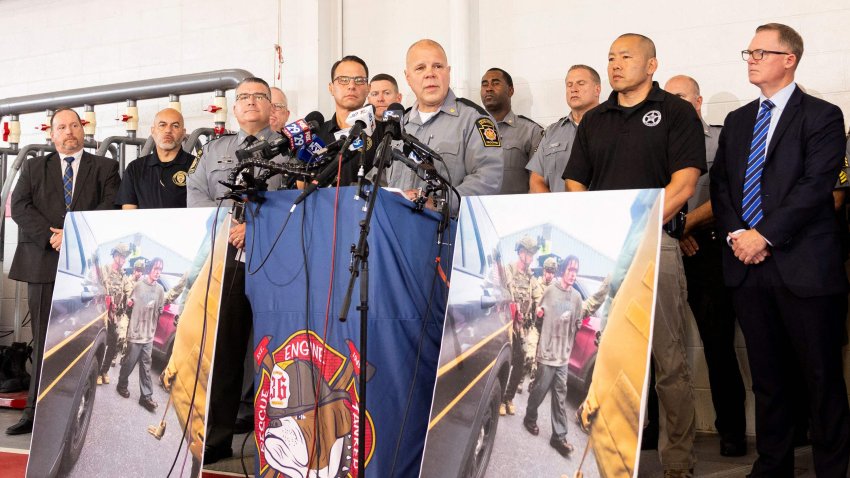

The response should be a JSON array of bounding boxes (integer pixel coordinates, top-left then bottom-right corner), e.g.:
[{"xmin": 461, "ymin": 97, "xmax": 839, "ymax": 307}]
[
  {"xmin": 476, "ymin": 117, "xmax": 501, "ymax": 147},
  {"xmin": 517, "ymin": 114, "xmax": 543, "ymax": 129},
  {"xmin": 188, "ymin": 151, "xmax": 201, "ymax": 174},
  {"xmin": 457, "ymin": 97, "xmax": 490, "ymax": 116}
]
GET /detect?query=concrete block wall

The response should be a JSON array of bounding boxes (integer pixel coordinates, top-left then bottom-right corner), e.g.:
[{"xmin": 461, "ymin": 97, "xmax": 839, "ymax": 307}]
[{"xmin": 3, "ymin": 0, "xmax": 850, "ymax": 435}]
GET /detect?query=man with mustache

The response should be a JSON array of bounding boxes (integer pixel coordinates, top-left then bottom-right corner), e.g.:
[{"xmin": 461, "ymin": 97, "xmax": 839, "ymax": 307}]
[
  {"xmin": 116, "ymin": 108, "xmax": 192, "ymax": 209},
  {"xmin": 480, "ymin": 67, "xmax": 543, "ymax": 194},
  {"xmin": 6, "ymin": 107, "xmax": 119, "ymax": 435}
]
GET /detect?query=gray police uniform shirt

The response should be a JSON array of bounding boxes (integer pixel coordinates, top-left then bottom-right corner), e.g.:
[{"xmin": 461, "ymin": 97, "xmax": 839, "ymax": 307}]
[
  {"xmin": 498, "ymin": 110, "xmax": 543, "ymax": 194},
  {"xmin": 687, "ymin": 119, "xmax": 721, "ymax": 211},
  {"xmin": 525, "ymin": 115, "xmax": 578, "ymax": 192},
  {"xmin": 387, "ymin": 88, "xmax": 504, "ymax": 209},
  {"xmin": 186, "ymin": 126, "xmax": 286, "ymax": 207}
]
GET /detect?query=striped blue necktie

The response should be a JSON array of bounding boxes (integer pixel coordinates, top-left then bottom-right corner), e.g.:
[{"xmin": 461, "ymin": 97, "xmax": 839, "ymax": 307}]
[
  {"xmin": 63, "ymin": 157, "xmax": 74, "ymax": 210},
  {"xmin": 742, "ymin": 99, "xmax": 775, "ymax": 228}
]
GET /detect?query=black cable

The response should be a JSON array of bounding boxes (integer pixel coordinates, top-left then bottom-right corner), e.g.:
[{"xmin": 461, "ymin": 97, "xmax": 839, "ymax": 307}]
[
  {"xmin": 388, "ymin": 221, "xmax": 450, "ymax": 477},
  {"xmin": 300, "ymin": 200, "xmax": 323, "ymax": 471},
  {"xmin": 166, "ymin": 200, "xmax": 225, "ymax": 478},
  {"xmin": 244, "ymin": 199, "xmax": 297, "ymax": 277}
]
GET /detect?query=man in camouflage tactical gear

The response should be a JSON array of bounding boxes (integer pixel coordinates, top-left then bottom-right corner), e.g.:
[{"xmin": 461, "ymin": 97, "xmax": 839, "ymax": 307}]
[
  {"xmin": 501, "ymin": 235, "xmax": 543, "ymax": 415},
  {"xmin": 99, "ymin": 243, "xmax": 130, "ymax": 384}
]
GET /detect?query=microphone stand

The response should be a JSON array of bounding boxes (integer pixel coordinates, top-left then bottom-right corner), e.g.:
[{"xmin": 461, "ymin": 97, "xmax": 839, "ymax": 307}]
[{"xmin": 338, "ymin": 130, "xmax": 394, "ymax": 474}]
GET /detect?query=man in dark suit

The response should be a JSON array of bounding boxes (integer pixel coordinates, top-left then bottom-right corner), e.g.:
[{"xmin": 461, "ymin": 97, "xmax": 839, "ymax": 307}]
[
  {"xmin": 710, "ymin": 23, "xmax": 850, "ymax": 477},
  {"xmin": 5, "ymin": 107, "xmax": 119, "ymax": 435}
]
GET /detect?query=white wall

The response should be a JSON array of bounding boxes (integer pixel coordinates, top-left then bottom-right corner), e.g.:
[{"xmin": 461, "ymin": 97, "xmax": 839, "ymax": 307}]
[{"xmin": 2, "ymin": 0, "xmax": 850, "ymax": 435}]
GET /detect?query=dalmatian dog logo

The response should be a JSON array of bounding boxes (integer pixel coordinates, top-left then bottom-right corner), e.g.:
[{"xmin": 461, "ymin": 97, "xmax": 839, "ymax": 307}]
[{"xmin": 254, "ymin": 332, "xmax": 376, "ymax": 478}]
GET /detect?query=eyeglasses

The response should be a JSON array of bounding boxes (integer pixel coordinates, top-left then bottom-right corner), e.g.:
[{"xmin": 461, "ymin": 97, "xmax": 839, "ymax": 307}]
[
  {"xmin": 235, "ymin": 93, "xmax": 270, "ymax": 102},
  {"xmin": 741, "ymin": 49, "xmax": 790, "ymax": 61},
  {"xmin": 333, "ymin": 76, "xmax": 368, "ymax": 86},
  {"xmin": 272, "ymin": 103, "xmax": 288, "ymax": 111}
]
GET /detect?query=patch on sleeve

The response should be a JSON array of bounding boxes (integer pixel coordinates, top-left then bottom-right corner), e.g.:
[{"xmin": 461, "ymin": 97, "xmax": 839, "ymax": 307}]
[
  {"xmin": 476, "ymin": 117, "xmax": 501, "ymax": 147},
  {"xmin": 188, "ymin": 150, "xmax": 201, "ymax": 174}
]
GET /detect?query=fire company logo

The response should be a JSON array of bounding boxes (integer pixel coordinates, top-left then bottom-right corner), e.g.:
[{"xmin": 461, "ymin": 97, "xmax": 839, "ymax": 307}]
[{"xmin": 254, "ymin": 331, "xmax": 376, "ymax": 478}]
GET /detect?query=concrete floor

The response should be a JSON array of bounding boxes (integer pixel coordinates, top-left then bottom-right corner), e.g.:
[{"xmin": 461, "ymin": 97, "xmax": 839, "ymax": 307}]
[{"xmin": 2, "ymin": 403, "xmax": 830, "ymax": 477}]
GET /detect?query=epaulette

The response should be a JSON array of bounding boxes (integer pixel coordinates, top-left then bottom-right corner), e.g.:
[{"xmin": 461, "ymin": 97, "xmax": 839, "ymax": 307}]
[
  {"xmin": 456, "ymin": 97, "xmax": 490, "ymax": 117},
  {"xmin": 517, "ymin": 114, "xmax": 543, "ymax": 129},
  {"xmin": 208, "ymin": 131, "xmax": 237, "ymax": 142}
]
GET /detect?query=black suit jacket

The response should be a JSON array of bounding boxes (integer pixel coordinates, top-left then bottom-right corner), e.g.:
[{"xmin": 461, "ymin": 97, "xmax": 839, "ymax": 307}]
[
  {"xmin": 710, "ymin": 86, "xmax": 848, "ymax": 297},
  {"xmin": 10, "ymin": 151, "xmax": 120, "ymax": 283}
]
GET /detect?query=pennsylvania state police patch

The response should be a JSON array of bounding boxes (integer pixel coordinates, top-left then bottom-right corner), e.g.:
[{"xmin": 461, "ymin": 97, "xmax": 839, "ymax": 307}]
[{"xmin": 476, "ymin": 118, "xmax": 501, "ymax": 147}]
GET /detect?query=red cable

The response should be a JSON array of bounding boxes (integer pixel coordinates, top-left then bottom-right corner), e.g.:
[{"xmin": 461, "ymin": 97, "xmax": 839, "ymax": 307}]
[{"xmin": 309, "ymin": 148, "xmax": 346, "ymax": 470}]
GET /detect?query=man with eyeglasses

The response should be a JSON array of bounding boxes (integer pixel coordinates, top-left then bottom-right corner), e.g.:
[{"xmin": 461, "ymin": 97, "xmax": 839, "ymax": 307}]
[
  {"xmin": 269, "ymin": 87, "xmax": 290, "ymax": 132},
  {"xmin": 564, "ymin": 33, "xmax": 705, "ymax": 478},
  {"xmin": 387, "ymin": 39, "xmax": 504, "ymax": 215},
  {"xmin": 116, "ymin": 108, "xmax": 192, "ymax": 209},
  {"xmin": 317, "ymin": 55, "xmax": 380, "ymax": 186},
  {"xmin": 711, "ymin": 23, "xmax": 850, "ymax": 477},
  {"xmin": 187, "ymin": 76, "xmax": 286, "ymax": 464}
]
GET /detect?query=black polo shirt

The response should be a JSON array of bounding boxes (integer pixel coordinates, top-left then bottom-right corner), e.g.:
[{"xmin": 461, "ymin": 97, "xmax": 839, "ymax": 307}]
[
  {"xmin": 115, "ymin": 148, "xmax": 194, "ymax": 208},
  {"xmin": 563, "ymin": 81, "xmax": 706, "ymax": 190},
  {"xmin": 316, "ymin": 113, "xmax": 383, "ymax": 186}
]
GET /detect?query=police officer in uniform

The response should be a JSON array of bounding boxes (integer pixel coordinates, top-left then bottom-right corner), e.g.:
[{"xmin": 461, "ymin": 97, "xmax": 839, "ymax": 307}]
[
  {"xmin": 502, "ymin": 235, "xmax": 543, "ymax": 415},
  {"xmin": 480, "ymin": 67, "xmax": 543, "ymax": 194},
  {"xmin": 665, "ymin": 75, "xmax": 747, "ymax": 457},
  {"xmin": 527, "ymin": 65, "xmax": 601, "ymax": 193},
  {"xmin": 99, "ymin": 243, "xmax": 130, "ymax": 384},
  {"xmin": 388, "ymin": 39, "xmax": 503, "ymax": 215},
  {"xmin": 116, "ymin": 108, "xmax": 193, "ymax": 209},
  {"xmin": 187, "ymin": 76, "xmax": 285, "ymax": 464}
]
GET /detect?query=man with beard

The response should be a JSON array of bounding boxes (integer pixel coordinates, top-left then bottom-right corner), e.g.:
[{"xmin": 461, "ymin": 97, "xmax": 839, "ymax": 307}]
[
  {"xmin": 501, "ymin": 236, "xmax": 543, "ymax": 415},
  {"xmin": 116, "ymin": 108, "xmax": 192, "ymax": 209},
  {"xmin": 98, "ymin": 243, "xmax": 130, "ymax": 385},
  {"xmin": 480, "ymin": 67, "xmax": 543, "ymax": 194},
  {"xmin": 6, "ymin": 107, "xmax": 119, "ymax": 435}
]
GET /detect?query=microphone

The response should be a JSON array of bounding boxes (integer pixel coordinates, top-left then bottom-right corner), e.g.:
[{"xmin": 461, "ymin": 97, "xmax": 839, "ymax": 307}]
[
  {"xmin": 279, "ymin": 111, "xmax": 325, "ymax": 152},
  {"xmin": 345, "ymin": 104, "xmax": 376, "ymax": 137},
  {"xmin": 295, "ymin": 136, "xmax": 326, "ymax": 164},
  {"xmin": 234, "ymin": 111, "xmax": 325, "ymax": 162},
  {"xmin": 290, "ymin": 148, "xmax": 359, "ymax": 210},
  {"xmin": 381, "ymin": 103, "xmax": 404, "ymax": 141},
  {"xmin": 392, "ymin": 147, "xmax": 451, "ymax": 185}
]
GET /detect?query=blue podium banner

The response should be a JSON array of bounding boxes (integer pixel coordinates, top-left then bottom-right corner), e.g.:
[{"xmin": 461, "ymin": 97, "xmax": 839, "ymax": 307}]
[{"xmin": 245, "ymin": 187, "xmax": 454, "ymax": 478}]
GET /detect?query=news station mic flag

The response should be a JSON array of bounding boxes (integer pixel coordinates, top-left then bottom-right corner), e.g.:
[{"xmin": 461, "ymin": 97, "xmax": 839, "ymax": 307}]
[{"xmin": 245, "ymin": 187, "xmax": 454, "ymax": 478}]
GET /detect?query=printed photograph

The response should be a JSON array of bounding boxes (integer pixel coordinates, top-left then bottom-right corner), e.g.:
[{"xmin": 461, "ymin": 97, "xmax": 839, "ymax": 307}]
[
  {"xmin": 420, "ymin": 190, "xmax": 662, "ymax": 478},
  {"xmin": 27, "ymin": 208, "xmax": 229, "ymax": 478}
]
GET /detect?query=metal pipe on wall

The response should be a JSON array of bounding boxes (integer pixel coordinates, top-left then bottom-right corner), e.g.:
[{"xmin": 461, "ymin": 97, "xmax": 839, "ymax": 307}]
[{"xmin": 0, "ymin": 69, "xmax": 253, "ymax": 117}]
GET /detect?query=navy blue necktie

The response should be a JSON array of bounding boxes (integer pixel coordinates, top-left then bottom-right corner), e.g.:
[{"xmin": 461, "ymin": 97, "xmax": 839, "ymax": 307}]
[
  {"xmin": 742, "ymin": 99, "xmax": 775, "ymax": 227},
  {"xmin": 63, "ymin": 157, "xmax": 75, "ymax": 210}
]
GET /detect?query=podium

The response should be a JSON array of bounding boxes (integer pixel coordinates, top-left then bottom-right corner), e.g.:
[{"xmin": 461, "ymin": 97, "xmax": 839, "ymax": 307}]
[{"xmin": 245, "ymin": 187, "xmax": 454, "ymax": 478}]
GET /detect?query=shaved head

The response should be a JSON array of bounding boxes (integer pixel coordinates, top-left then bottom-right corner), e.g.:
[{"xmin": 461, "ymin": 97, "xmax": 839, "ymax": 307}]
[
  {"xmin": 617, "ymin": 33, "xmax": 657, "ymax": 59},
  {"xmin": 153, "ymin": 107, "xmax": 184, "ymax": 125},
  {"xmin": 406, "ymin": 39, "xmax": 448, "ymax": 66},
  {"xmin": 666, "ymin": 75, "xmax": 700, "ymax": 97}
]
